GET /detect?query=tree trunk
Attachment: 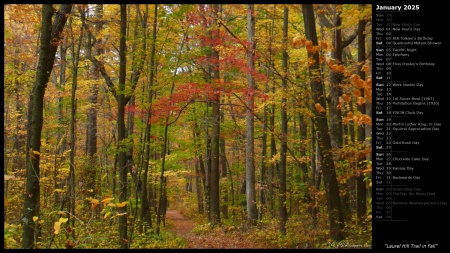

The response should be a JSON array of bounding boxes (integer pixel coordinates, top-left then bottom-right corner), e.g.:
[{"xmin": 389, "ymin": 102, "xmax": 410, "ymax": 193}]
[
  {"xmin": 209, "ymin": 4, "xmax": 221, "ymax": 226},
  {"xmin": 245, "ymin": 4, "xmax": 257, "ymax": 225},
  {"xmin": 302, "ymin": 4, "xmax": 344, "ymax": 241},
  {"xmin": 22, "ymin": 4, "xmax": 72, "ymax": 249},
  {"xmin": 67, "ymin": 8, "xmax": 85, "ymax": 239},
  {"xmin": 140, "ymin": 4, "xmax": 157, "ymax": 233},
  {"xmin": 279, "ymin": 6, "xmax": 289, "ymax": 235},
  {"xmin": 86, "ymin": 4, "xmax": 103, "ymax": 202},
  {"xmin": 117, "ymin": 4, "xmax": 128, "ymax": 249},
  {"xmin": 220, "ymin": 98, "xmax": 229, "ymax": 219}
]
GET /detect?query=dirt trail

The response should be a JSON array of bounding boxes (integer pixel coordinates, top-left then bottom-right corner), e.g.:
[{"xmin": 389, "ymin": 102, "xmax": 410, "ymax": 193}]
[{"xmin": 165, "ymin": 209, "xmax": 261, "ymax": 249}]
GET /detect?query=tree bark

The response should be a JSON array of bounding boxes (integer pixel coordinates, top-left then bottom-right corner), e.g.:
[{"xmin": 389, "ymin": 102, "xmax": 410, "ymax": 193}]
[
  {"xmin": 117, "ymin": 4, "xmax": 128, "ymax": 249},
  {"xmin": 86, "ymin": 4, "xmax": 103, "ymax": 201},
  {"xmin": 22, "ymin": 4, "xmax": 72, "ymax": 249},
  {"xmin": 209, "ymin": 4, "xmax": 221, "ymax": 226},
  {"xmin": 140, "ymin": 3, "xmax": 157, "ymax": 233},
  {"xmin": 279, "ymin": 6, "xmax": 289, "ymax": 235},
  {"xmin": 302, "ymin": 4, "xmax": 344, "ymax": 241},
  {"xmin": 245, "ymin": 4, "xmax": 257, "ymax": 225}
]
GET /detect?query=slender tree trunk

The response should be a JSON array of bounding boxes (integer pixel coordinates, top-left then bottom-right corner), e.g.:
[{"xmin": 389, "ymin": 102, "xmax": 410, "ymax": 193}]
[
  {"xmin": 209, "ymin": 4, "xmax": 221, "ymax": 226},
  {"xmin": 67, "ymin": 8, "xmax": 85, "ymax": 239},
  {"xmin": 117, "ymin": 4, "xmax": 128, "ymax": 249},
  {"xmin": 22, "ymin": 4, "xmax": 72, "ymax": 249},
  {"xmin": 245, "ymin": 4, "xmax": 257, "ymax": 225},
  {"xmin": 140, "ymin": 4, "xmax": 157, "ymax": 233},
  {"xmin": 302, "ymin": 4, "xmax": 344, "ymax": 241},
  {"xmin": 279, "ymin": 6, "xmax": 289, "ymax": 235},
  {"xmin": 86, "ymin": 4, "xmax": 103, "ymax": 203},
  {"xmin": 220, "ymin": 98, "xmax": 228, "ymax": 219}
]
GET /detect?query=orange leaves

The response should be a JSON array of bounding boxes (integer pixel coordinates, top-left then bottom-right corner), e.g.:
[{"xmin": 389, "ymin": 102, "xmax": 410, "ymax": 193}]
[
  {"xmin": 292, "ymin": 35, "xmax": 322, "ymax": 53},
  {"xmin": 308, "ymin": 57, "xmax": 315, "ymax": 66},
  {"xmin": 86, "ymin": 197, "xmax": 100, "ymax": 209},
  {"xmin": 327, "ymin": 59, "xmax": 345, "ymax": 73},
  {"xmin": 357, "ymin": 97, "xmax": 366, "ymax": 105},
  {"xmin": 353, "ymin": 89, "xmax": 361, "ymax": 97},
  {"xmin": 343, "ymin": 112, "xmax": 372, "ymax": 126},
  {"xmin": 292, "ymin": 35, "xmax": 306, "ymax": 48},
  {"xmin": 319, "ymin": 40, "xmax": 328, "ymax": 50},
  {"xmin": 315, "ymin": 103, "xmax": 326, "ymax": 113},
  {"xmin": 351, "ymin": 74, "xmax": 366, "ymax": 89},
  {"xmin": 361, "ymin": 64, "xmax": 370, "ymax": 72},
  {"xmin": 341, "ymin": 94, "xmax": 351, "ymax": 103}
]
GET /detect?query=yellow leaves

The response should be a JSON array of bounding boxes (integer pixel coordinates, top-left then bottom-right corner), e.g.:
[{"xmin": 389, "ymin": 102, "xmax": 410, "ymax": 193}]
[
  {"xmin": 53, "ymin": 218, "xmax": 68, "ymax": 235},
  {"xmin": 268, "ymin": 153, "xmax": 280, "ymax": 165},
  {"xmin": 54, "ymin": 222, "xmax": 62, "ymax": 235},
  {"xmin": 57, "ymin": 211, "xmax": 66, "ymax": 215},
  {"xmin": 104, "ymin": 212, "xmax": 112, "ymax": 220},
  {"xmin": 107, "ymin": 203, "xmax": 116, "ymax": 207},
  {"xmin": 115, "ymin": 212, "xmax": 128, "ymax": 217},
  {"xmin": 101, "ymin": 197, "xmax": 115, "ymax": 207},
  {"xmin": 315, "ymin": 103, "xmax": 326, "ymax": 113},
  {"xmin": 116, "ymin": 201, "xmax": 128, "ymax": 208},
  {"xmin": 33, "ymin": 216, "xmax": 39, "ymax": 222},
  {"xmin": 30, "ymin": 148, "xmax": 40, "ymax": 160},
  {"xmin": 54, "ymin": 189, "xmax": 66, "ymax": 193}
]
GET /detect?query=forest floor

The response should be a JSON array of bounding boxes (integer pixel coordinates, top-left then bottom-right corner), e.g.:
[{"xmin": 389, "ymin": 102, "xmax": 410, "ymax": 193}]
[{"xmin": 165, "ymin": 209, "xmax": 264, "ymax": 249}]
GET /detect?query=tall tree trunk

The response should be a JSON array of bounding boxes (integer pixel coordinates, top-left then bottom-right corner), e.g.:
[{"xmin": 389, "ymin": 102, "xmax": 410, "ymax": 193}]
[
  {"xmin": 67, "ymin": 8, "xmax": 85, "ymax": 239},
  {"xmin": 117, "ymin": 4, "xmax": 128, "ymax": 248},
  {"xmin": 140, "ymin": 3, "xmax": 157, "ymax": 234},
  {"xmin": 86, "ymin": 4, "xmax": 103, "ymax": 202},
  {"xmin": 220, "ymin": 98, "xmax": 229, "ymax": 219},
  {"xmin": 245, "ymin": 4, "xmax": 257, "ymax": 225},
  {"xmin": 302, "ymin": 4, "xmax": 344, "ymax": 241},
  {"xmin": 328, "ymin": 6, "xmax": 344, "ymax": 154},
  {"xmin": 279, "ymin": 6, "xmax": 289, "ymax": 235},
  {"xmin": 22, "ymin": 4, "xmax": 72, "ymax": 249},
  {"xmin": 209, "ymin": 4, "xmax": 221, "ymax": 226}
]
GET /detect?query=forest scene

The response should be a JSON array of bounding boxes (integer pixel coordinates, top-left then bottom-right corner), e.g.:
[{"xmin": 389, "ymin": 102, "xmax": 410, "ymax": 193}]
[{"xmin": 4, "ymin": 4, "xmax": 372, "ymax": 249}]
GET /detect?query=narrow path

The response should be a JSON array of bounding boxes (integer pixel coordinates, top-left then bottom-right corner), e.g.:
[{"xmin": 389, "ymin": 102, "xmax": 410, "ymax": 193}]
[{"xmin": 165, "ymin": 209, "xmax": 261, "ymax": 249}]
